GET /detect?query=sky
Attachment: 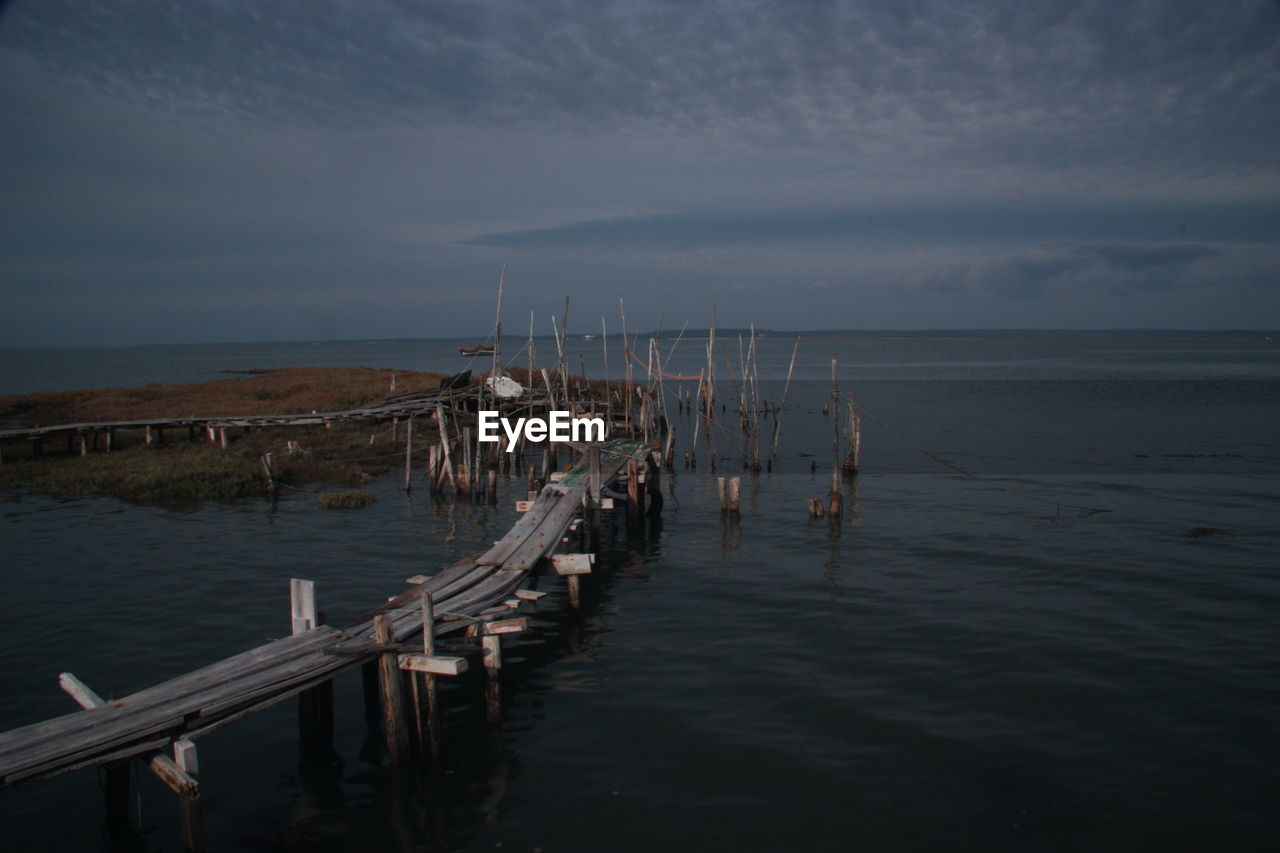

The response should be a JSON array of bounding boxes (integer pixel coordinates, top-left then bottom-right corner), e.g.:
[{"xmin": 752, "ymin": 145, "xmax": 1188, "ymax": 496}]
[{"xmin": 1, "ymin": 0, "xmax": 1277, "ymax": 346}]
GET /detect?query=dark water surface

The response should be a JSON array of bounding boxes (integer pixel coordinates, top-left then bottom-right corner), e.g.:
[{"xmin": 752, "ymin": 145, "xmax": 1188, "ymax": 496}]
[{"xmin": 2, "ymin": 335, "xmax": 1278, "ymax": 851}]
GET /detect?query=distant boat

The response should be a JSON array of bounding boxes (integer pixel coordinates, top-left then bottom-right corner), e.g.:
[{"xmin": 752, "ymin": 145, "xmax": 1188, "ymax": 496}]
[
  {"xmin": 583, "ymin": 334, "xmax": 597, "ymax": 340},
  {"xmin": 458, "ymin": 345, "xmax": 496, "ymax": 356}
]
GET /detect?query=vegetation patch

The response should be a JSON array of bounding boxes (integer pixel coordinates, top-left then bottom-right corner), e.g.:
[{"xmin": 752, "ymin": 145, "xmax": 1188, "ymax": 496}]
[
  {"xmin": 0, "ymin": 366, "xmax": 443, "ymax": 428},
  {"xmin": 316, "ymin": 490, "xmax": 377, "ymax": 509},
  {"xmin": 0, "ymin": 367, "xmax": 446, "ymax": 504}
]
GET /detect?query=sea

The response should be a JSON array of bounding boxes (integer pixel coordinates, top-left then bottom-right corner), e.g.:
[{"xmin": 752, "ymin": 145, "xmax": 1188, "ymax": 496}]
[{"xmin": 1, "ymin": 332, "xmax": 1277, "ymax": 852}]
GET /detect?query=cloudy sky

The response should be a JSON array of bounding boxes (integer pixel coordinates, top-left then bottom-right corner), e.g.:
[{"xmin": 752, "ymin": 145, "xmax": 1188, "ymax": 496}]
[{"xmin": 1, "ymin": 0, "xmax": 1277, "ymax": 346}]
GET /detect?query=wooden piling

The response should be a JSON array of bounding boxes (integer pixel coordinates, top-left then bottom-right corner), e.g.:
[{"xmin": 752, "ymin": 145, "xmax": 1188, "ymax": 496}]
[
  {"xmin": 374, "ymin": 614, "xmax": 409, "ymax": 763},
  {"xmin": 174, "ymin": 740, "xmax": 205, "ymax": 853},
  {"xmin": 828, "ymin": 468, "xmax": 843, "ymax": 519},
  {"xmin": 260, "ymin": 453, "xmax": 275, "ymax": 495},
  {"xmin": 435, "ymin": 405, "xmax": 457, "ymax": 495},
  {"xmin": 418, "ymin": 590, "xmax": 441, "ymax": 760},
  {"xmin": 481, "ymin": 625, "xmax": 503, "ymax": 724},
  {"xmin": 627, "ymin": 458, "xmax": 640, "ymax": 516},
  {"xmin": 727, "ymin": 476, "xmax": 741, "ymax": 515}
]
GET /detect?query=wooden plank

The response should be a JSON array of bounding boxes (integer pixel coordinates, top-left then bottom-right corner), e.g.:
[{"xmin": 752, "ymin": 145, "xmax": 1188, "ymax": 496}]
[
  {"xmin": 0, "ymin": 629, "xmax": 340, "ymax": 767},
  {"xmin": 475, "ymin": 489, "xmax": 563, "ymax": 566},
  {"xmin": 482, "ymin": 617, "xmax": 527, "ymax": 635},
  {"xmin": 501, "ymin": 486, "xmax": 585, "ymax": 570},
  {"xmin": 550, "ymin": 554, "xmax": 593, "ymax": 576},
  {"xmin": 56, "ymin": 672, "xmax": 199, "ymax": 797},
  {"xmin": 397, "ymin": 654, "xmax": 467, "ymax": 676}
]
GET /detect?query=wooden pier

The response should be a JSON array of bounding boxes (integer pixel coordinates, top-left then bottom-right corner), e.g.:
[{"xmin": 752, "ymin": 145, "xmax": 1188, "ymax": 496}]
[{"xmin": 0, "ymin": 437, "xmax": 655, "ymax": 848}]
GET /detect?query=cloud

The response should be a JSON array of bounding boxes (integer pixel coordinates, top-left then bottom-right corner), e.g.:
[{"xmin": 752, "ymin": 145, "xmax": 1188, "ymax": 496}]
[
  {"xmin": 0, "ymin": 0, "xmax": 1277, "ymax": 344},
  {"xmin": 4, "ymin": 0, "xmax": 1277, "ymax": 176},
  {"xmin": 978, "ymin": 243, "xmax": 1225, "ymax": 299},
  {"xmin": 462, "ymin": 202, "xmax": 1280, "ymax": 251}
]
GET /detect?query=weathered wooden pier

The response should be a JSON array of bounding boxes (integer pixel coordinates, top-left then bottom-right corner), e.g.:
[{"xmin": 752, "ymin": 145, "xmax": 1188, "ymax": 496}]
[{"xmin": 0, "ymin": 436, "xmax": 659, "ymax": 850}]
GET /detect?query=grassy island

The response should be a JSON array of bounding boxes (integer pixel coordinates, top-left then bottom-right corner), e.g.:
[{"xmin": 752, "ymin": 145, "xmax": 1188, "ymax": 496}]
[{"xmin": 0, "ymin": 367, "xmax": 446, "ymax": 503}]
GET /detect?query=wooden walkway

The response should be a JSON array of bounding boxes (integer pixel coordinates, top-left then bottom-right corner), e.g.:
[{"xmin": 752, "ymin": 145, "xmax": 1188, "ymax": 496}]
[{"xmin": 0, "ymin": 438, "xmax": 649, "ymax": 788}]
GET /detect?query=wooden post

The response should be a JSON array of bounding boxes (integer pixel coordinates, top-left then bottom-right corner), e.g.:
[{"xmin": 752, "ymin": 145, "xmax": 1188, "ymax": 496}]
[
  {"xmin": 427, "ymin": 444, "xmax": 440, "ymax": 491},
  {"xmin": 218, "ymin": 427, "xmax": 228, "ymax": 449},
  {"xmin": 727, "ymin": 476, "xmax": 741, "ymax": 515},
  {"xmin": 145, "ymin": 425, "xmax": 154, "ymax": 446},
  {"xmin": 481, "ymin": 625, "xmax": 502, "ymax": 725},
  {"xmin": 79, "ymin": 434, "xmax": 89, "ymax": 457},
  {"xmin": 106, "ymin": 427, "xmax": 115, "ymax": 453},
  {"xmin": 717, "ymin": 476, "xmax": 727, "ymax": 512},
  {"xmin": 487, "ymin": 469, "xmax": 498, "ymax": 504},
  {"xmin": 174, "ymin": 740, "xmax": 205, "ymax": 853},
  {"xmin": 260, "ymin": 453, "xmax": 275, "ymax": 495},
  {"xmin": 419, "ymin": 590, "xmax": 441, "ymax": 761},
  {"xmin": 828, "ymin": 469, "xmax": 843, "ymax": 519},
  {"xmin": 589, "ymin": 447, "xmax": 601, "ymax": 507},
  {"xmin": 289, "ymin": 580, "xmax": 334, "ymax": 748},
  {"xmin": 290, "ymin": 579, "xmax": 316, "ymax": 635},
  {"xmin": 403, "ymin": 415, "xmax": 414, "ymax": 493},
  {"xmin": 566, "ymin": 574, "xmax": 582, "ymax": 610},
  {"xmin": 435, "ymin": 405, "xmax": 457, "ymax": 495},
  {"xmin": 374, "ymin": 614, "xmax": 409, "ymax": 763},
  {"xmin": 627, "ymin": 458, "xmax": 640, "ymax": 516}
]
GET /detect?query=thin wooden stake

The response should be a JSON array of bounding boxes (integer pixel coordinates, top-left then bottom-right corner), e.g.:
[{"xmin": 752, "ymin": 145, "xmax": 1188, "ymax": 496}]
[{"xmin": 403, "ymin": 415, "xmax": 414, "ymax": 492}]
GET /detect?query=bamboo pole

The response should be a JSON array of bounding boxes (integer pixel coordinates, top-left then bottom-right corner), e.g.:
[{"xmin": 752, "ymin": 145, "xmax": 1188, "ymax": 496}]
[{"xmin": 771, "ymin": 336, "xmax": 800, "ymax": 461}]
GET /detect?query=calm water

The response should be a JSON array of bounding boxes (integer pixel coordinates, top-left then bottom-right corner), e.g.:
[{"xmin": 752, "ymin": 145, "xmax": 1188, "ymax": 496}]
[{"xmin": 2, "ymin": 334, "xmax": 1278, "ymax": 851}]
